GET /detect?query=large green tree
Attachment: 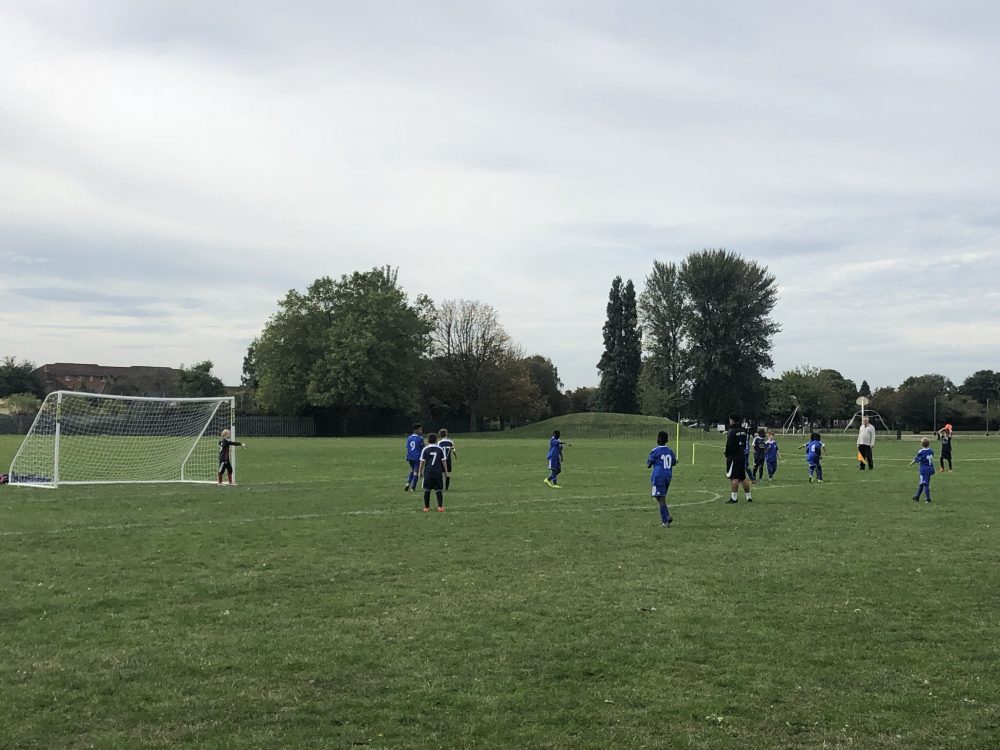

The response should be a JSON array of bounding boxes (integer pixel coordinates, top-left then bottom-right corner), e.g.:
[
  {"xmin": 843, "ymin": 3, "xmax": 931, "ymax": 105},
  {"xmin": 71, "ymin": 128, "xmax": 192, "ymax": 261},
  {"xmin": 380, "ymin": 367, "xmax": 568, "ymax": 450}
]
[
  {"xmin": 896, "ymin": 374, "xmax": 954, "ymax": 430},
  {"xmin": 0, "ymin": 357, "xmax": 44, "ymax": 398},
  {"xmin": 177, "ymin": 361, "xmax": 226, "ymax": 397},
  {"xmin": 250, "ymin": 267, "xmax": 433, "ymax": 425},
  {"xmin": 523, "ymin": 355, "xmax": 570, "ymax": 418},
  {"xmin": 766, "ymin": 366, "xmax": 857, "ymax": 426},
  {"xmin": 596, "ymin": 277, "xmax": 641, "ymax": 414},
  {"xmin": 960, "ymin": 370, "xmax": 1000, "ymax": 405},
  {"xmin": 638, "ymin": 261, "xmax": 689, "ymax": 416},
  {"xmin": 680, "ymin": 249, "xmax": 778, "ymax": 423}
]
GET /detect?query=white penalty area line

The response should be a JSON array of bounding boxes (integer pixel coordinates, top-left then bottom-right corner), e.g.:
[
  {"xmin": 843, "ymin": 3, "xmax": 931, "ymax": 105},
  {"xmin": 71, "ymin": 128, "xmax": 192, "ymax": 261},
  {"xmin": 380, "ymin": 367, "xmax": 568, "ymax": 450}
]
[{"xmin": 0, "ymin": 492, "xmax": 723, "ymax": 538}]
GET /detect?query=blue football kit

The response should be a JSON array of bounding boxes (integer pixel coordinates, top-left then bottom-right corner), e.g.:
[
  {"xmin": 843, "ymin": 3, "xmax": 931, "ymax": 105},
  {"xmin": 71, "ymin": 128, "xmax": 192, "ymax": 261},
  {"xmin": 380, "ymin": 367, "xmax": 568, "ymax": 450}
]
[
  {"xmin": 404, "ymin": 432, "xmax": 424, "ymax": 490},
  {"xmin": 764, "ymin": 438, "xmax": 779, "ymax": 478},
  {"xmin": 913, "ymin": 446, "xmax": 935, "ymax": 502},
  {"xmin": 546, "ymin": 436, "xmax": 566, "ymax": 485},
  {"xmin": 805, "ymin": 439, "xmax": 824, "ymax": 481},
  {"xmin": 647, "ymin": 444, "xmax": 676, "ymax": 526}
]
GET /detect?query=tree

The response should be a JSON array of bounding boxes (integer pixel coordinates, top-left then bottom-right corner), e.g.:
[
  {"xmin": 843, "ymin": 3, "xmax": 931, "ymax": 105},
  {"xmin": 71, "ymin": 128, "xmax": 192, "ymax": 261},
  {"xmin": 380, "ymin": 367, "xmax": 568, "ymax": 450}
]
[
  {"xmin": 596, "ymin": 277, "xmax": 641, "ymax": 413},
  {"xmin": 766, "ymin": 366, "xmax": 843, "ymax": 426},
  {"xmin": 960, "ymin": 370, "xmax": 1000, "ymax": 405},
  {"xmin": 565, "ymin": 386, "xmax": 598, "ymax": 413},
  {"xmin": 681, "ymin": 249, "xmax": 779, "ymax": 423},
  {"xmin": 251, "ymin": 267, "xmax": 433, "ymax": 427},
  {"xmin": 638, "ymin": 261, "xmax": 689, "ymax": 416},
  {"xmin": 177, "ymin": 361, "xmax": 226, "ymax": 397},
  {"xmin": 859, "ymin": 380, "xmax": 872, "ymax": 398},
  {"xmin": 3, "ymin": 392, "xmax": 41, "ymax": 415},
  {"xmin": 870, "ymin": 386, "xmax": 899, "ymax": 427},
  {"xmin": 433, "ymin": 299, "xmax": 518, "ymax": 432},
  {"xmin": 897, "ymin": 374, "xmax": 954, "ymax": 430},
  {"xmin": 818, "ymin": 369, "xmax": 858, "ymax": 419},
  {"xmin": 478, "ymin": 354, "xmax": 546, "ymax": 426},
  {"xmin": 0, "ymin": 357, "xmax": 44, "ymax": 398},
  {"xmin": 523, "ymin": 355, "xmax": 570, "ymax": 418}
]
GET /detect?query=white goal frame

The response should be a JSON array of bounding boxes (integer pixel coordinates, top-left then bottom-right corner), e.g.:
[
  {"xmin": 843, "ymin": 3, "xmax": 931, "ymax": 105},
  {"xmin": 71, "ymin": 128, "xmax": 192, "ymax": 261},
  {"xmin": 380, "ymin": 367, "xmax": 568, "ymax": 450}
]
[{"xmin": 8, "ymin": 391, "xmax": 236, "ymax": 489}]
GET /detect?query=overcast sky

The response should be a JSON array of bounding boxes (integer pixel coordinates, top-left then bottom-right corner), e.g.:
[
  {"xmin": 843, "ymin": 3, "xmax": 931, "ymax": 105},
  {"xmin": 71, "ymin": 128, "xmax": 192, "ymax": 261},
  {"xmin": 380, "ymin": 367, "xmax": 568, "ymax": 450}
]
[{"xmin": 3, "ymin": 1, "xmax": 1000, "ymax": 394}]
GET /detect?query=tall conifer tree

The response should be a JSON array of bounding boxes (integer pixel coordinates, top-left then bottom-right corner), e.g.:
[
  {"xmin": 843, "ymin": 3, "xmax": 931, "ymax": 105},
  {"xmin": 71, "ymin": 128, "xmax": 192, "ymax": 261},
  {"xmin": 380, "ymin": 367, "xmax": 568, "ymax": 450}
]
[{"xmin": 597, "ymin": 277, "xmax": 641, "ymax": 413}]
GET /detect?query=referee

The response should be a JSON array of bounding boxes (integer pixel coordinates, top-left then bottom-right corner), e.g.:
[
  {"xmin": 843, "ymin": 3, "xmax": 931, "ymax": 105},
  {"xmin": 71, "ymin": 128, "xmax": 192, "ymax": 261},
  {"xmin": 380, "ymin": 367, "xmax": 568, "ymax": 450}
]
[{"xmin": 857, "ymin": 416, "xmax": 875, "ymax": 470}]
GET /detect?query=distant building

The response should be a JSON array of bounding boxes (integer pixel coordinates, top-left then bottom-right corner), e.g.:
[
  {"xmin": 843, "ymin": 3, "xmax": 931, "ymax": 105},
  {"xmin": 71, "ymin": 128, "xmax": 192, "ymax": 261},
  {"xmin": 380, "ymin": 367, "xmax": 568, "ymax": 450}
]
[{"xmin": 34, "ymin": 363, "xmax": 182, "ymax": 397}]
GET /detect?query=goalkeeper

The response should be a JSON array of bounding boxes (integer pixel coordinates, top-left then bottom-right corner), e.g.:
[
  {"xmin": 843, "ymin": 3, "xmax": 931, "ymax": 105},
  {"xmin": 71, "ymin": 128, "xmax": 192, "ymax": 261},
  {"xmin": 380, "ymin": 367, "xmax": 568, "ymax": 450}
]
[{"xmin": 218, "ymin": 429, "xmax": 245, "ymax": 485}]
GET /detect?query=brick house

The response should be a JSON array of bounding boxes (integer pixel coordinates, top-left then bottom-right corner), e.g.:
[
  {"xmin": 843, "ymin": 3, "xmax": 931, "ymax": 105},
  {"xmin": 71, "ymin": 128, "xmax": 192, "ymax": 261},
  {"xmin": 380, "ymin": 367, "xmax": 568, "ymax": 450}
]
[{"xmin": 34, "ymin": 363, "xmax": 183, "ymax": 397}]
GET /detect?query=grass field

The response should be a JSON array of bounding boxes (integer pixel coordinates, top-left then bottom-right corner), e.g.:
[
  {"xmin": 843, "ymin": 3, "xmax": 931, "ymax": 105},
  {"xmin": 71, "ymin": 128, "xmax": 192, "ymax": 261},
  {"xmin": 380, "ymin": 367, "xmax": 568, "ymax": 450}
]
[{"xmin": 2, "ymin": 428, "xmax": 999, "ymax": 749}]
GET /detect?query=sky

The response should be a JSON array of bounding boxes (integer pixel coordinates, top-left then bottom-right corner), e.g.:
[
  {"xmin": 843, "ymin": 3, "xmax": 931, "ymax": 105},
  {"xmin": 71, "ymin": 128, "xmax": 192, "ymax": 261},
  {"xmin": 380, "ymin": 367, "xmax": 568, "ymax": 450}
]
[{"xmin": 3, "ymin": 0, "xmax": 1000, "ymax": 394}]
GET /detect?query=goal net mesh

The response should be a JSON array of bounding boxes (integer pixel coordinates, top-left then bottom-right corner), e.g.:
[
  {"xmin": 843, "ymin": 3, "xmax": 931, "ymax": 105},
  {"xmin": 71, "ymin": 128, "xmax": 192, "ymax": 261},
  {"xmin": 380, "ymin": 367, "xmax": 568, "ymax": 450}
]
[{"xmin": 9, "ymin": 392, "xmax": 234, "ymax": 487}]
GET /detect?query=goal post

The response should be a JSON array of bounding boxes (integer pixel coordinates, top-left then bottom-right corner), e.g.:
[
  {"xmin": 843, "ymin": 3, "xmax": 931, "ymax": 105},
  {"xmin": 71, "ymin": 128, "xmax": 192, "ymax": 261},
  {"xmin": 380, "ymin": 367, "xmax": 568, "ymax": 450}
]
[{"xmin": 8, "ymin": 391, "xmax": 236, "ymax": 488}]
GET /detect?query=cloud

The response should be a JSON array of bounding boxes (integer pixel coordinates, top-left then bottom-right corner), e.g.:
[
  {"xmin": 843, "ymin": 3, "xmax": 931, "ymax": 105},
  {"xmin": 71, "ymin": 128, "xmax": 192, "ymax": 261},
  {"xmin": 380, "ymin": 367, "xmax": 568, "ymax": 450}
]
[{"xmin": 1, "ymin": 1, "xmax": 1000, "ymax": 390}]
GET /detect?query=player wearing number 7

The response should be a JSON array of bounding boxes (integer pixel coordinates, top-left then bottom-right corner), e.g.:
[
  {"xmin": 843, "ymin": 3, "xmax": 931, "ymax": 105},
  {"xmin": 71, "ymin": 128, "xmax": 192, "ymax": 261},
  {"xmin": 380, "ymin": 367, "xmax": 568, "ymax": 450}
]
[
  {"xmin": 418, "ymin": 432, "xmax": 447, "ymax": 512},
  {"xmin": 647, "ymin": 431, "xmax": 676, "ymax": 527}
]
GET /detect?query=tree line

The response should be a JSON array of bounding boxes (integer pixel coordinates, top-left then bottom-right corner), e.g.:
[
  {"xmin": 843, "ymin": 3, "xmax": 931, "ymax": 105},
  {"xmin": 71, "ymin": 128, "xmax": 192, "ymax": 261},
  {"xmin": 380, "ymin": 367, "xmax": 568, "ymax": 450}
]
[
  {"xmin": 240, "ymin": 266, "xmax": 571, "ymax": 434},
  {"xmin": 594, "ymin": 249, "xmax": 998, "ymax": 432},
  {"xmin": 4, "ymin": 250, "xmax": 998, "ymax": 433}
]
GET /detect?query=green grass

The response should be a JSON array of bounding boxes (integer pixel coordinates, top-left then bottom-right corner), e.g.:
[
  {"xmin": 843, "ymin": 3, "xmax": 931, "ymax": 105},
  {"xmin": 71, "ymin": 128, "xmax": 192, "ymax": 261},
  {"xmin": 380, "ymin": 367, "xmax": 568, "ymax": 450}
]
[{"xmin": 1, "ymin": 432, "xmax": 999, "ymax": 749}]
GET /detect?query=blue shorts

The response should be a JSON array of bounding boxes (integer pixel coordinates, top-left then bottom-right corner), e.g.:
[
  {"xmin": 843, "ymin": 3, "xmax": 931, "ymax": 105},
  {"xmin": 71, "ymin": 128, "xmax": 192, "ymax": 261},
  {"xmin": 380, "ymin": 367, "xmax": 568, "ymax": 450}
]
[
  {"xmin": 651, "ymin": 479, "xmax": 671, "ymax": 498},
  {"xmin": 919, "ymin": 472, "xmax": 934, "ymax": 485}
]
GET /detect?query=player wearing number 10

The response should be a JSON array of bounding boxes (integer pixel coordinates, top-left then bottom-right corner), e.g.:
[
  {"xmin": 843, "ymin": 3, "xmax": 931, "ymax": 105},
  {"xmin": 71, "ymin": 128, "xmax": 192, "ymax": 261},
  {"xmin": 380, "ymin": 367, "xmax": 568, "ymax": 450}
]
[{"xmin": 647, "ymin": 431, "xmax": 676, "ymax": 527}]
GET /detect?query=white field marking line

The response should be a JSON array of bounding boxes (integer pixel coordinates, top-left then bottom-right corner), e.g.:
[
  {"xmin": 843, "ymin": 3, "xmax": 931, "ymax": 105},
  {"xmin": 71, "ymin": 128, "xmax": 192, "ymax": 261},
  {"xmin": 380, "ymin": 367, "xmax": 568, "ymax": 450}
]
[{"xmin": 0, "ymin": 492, "xmax": 724, "ymax": 538}]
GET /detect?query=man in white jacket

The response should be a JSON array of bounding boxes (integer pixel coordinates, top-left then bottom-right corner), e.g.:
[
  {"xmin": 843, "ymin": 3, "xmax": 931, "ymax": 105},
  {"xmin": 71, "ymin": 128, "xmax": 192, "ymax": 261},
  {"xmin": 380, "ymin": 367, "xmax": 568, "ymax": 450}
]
[{"xmin": 857, "ymin": 416, "xmax": 876, "ymax": 470}]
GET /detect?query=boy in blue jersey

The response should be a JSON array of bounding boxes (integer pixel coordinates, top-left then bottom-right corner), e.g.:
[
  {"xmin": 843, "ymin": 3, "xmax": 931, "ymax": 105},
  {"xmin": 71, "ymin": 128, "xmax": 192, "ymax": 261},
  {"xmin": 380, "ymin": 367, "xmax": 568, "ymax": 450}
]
[
  {"xmin": 647, "ymin": 431, "xmax": 676, "ymax": 527},
  {"xmin": 751, "ymin": 428, "xmax": 767, "ymax": 482},
  {"xmin": 910, "ymin": 437, "xmax": 935, "ymax": 502},
  {"xmin": 800, "ymin": 432, "xmax": 826, "ymax": 482},
  {"xmin": 403, "ymin": 424, "xmax": 424, "ymax": 492},
  {"xmin": 544, "ymin": 430, "xmax": 569, "ymax": 487},
  {"xmin": 764, "ymin": 431, "xmax": 780, "ymax": 480}
]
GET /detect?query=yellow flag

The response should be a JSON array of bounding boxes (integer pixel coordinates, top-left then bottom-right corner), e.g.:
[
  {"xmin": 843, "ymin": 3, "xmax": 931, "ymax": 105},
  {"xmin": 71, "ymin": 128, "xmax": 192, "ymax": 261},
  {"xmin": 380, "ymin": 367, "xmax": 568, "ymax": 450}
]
[{"xmin": 857, "ymin": 450, "xmax": 866, "ymax": 464}]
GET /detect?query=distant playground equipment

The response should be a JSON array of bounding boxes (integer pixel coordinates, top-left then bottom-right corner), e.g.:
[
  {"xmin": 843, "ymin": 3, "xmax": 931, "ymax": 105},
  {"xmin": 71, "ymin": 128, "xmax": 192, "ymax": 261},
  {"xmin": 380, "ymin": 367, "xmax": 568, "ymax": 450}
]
[
  {"xmin": 781, "ymin": 395, "xmax": 803, "ymax": 434},
  {"xmin": 844, "ymin": 395, "xmax": 891, "ymax": 433}
]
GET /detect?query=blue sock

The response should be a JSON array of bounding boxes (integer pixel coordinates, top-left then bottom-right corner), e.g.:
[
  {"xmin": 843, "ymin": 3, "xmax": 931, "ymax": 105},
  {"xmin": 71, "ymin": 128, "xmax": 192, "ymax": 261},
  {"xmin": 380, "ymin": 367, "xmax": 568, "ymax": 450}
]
[{"xmin": 658, "ymin": 501, "xmax": 670, "ymax": 524}]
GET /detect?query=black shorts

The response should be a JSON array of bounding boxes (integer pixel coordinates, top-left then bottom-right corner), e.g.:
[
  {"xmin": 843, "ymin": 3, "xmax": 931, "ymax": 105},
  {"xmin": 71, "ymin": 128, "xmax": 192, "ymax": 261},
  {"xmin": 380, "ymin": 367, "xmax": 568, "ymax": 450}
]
[
  {"xmin": 726, "ymin": 459, "xmax": 747, "ymax": 481},
  {"xmin": 423, "ymin": 476, "xmax": 444, "ymax": 491},
  {"xmin": 218, "ymin": 460, "xmax": 233, "ymax": 473}
]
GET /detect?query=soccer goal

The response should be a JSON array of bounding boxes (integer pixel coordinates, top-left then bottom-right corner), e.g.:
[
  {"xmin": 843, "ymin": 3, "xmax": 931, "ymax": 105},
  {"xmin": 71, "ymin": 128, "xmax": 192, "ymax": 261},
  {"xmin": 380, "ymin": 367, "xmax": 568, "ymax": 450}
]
[{"xmin": 8, "ymin": 391, "xmax": 236, "ymax": 488}]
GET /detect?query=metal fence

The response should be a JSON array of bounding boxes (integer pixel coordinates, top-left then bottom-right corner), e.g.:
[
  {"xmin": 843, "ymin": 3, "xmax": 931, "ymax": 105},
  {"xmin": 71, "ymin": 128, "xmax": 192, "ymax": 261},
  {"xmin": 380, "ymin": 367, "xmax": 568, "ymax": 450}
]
[
  {"xmin": 0, "ymin": 414, "xmax": 316, "ymax": 438},
  {"xmin": 235, "ymin": 416, "xmax": 316, "ymax": 437},
  {"xmin": 0, "ymin": 415, "xmax": 34, "ymax": 434}
]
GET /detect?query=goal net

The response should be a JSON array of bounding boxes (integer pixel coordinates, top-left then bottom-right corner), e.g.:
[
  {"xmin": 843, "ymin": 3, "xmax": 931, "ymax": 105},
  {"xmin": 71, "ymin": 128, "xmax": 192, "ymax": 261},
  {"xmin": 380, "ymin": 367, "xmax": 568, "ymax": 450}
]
[{"xmin": 8, "ymin": 391, "xmax": 235, "ymax": 488}]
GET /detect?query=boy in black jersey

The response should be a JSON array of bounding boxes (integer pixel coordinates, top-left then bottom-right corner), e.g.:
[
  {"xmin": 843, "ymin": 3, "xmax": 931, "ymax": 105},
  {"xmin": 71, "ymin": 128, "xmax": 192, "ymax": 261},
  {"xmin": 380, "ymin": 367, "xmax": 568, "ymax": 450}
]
[
  {"xmin": 437, "ymin": 428, "xmax": 457, "ymax": 490},
  {"xmin": 724, "ymin": 414, "xmax": 753, "ymax": 503},
  {"xmin": 751, "ymin": 428, "xmax": 767, "ymax": 482},
  {"xmin": 218, "ymin": 429, "xmax": 245, "ymax": 485},
  {"xmin": 418, "ymin": 433, "xmax": 448, "ymax": 512}
]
